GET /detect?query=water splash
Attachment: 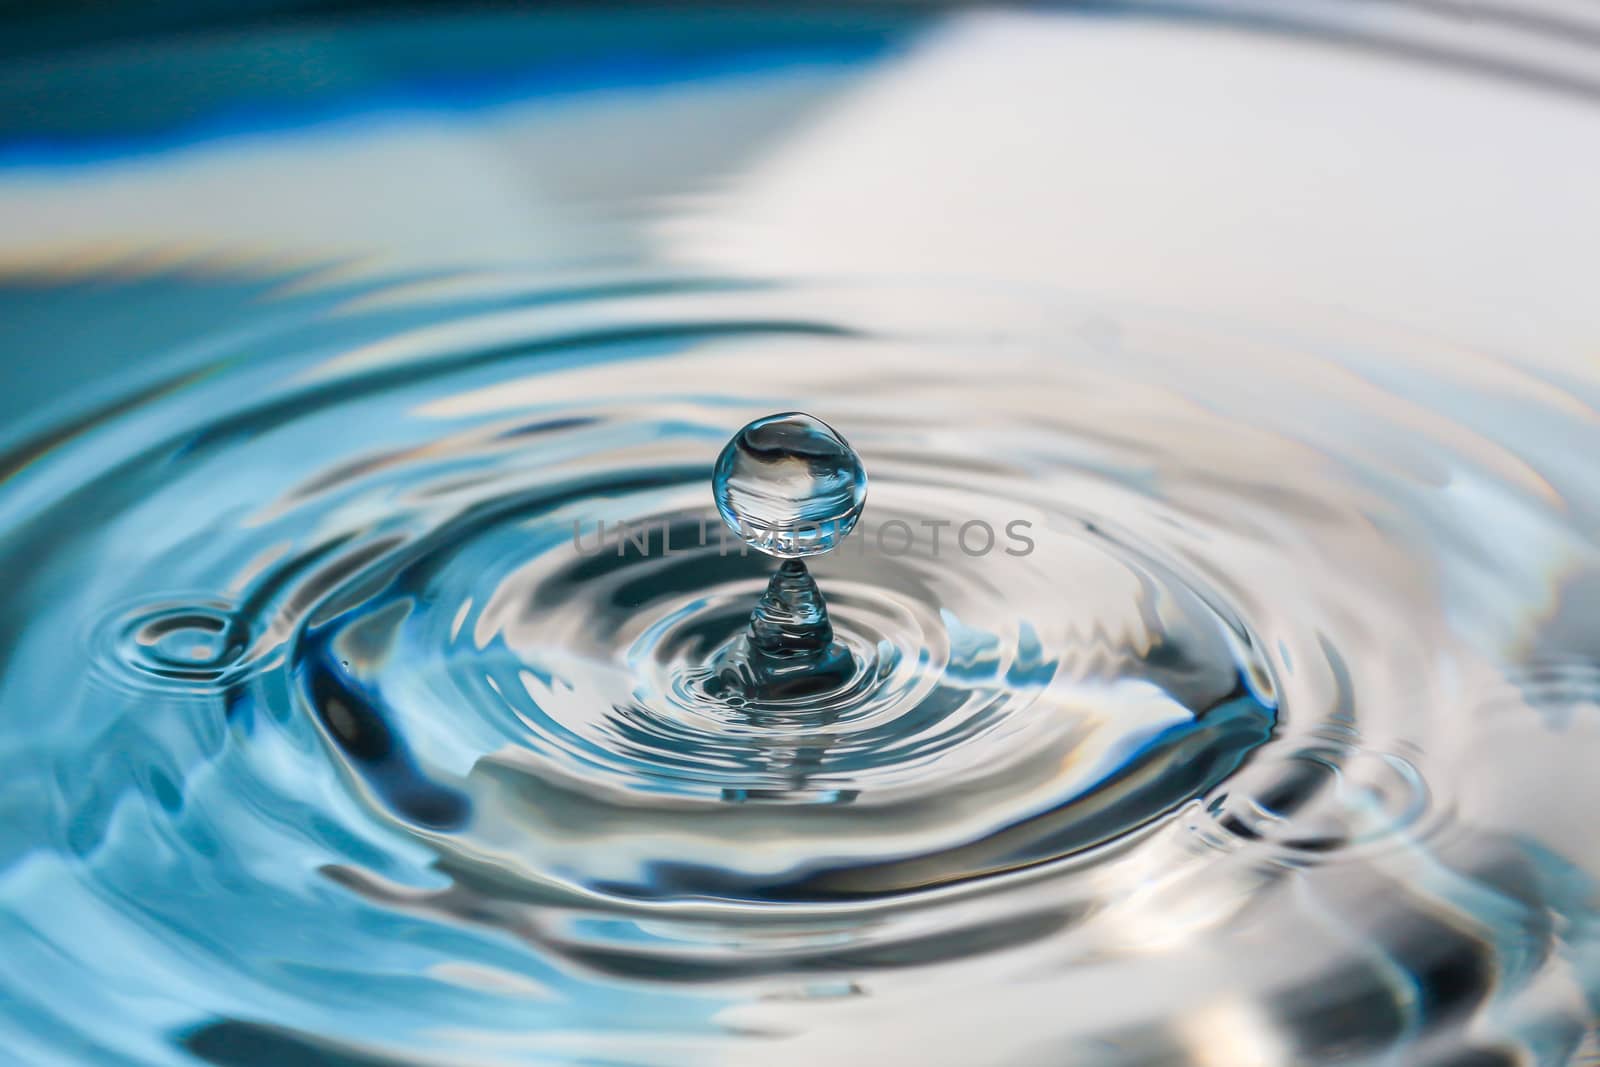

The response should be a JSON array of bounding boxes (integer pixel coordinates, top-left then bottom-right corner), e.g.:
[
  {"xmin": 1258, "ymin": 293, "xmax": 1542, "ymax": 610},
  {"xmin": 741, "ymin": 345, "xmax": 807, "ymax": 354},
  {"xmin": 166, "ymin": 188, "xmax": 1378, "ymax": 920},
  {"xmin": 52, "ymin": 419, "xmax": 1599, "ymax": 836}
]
[
  {"xmin": 709, "ymin": 412, "xmax": 865, "ymax": 701},
  {"xmin": 2, "ymin": 12, "xmax": 1599, "ymax": 1066}
]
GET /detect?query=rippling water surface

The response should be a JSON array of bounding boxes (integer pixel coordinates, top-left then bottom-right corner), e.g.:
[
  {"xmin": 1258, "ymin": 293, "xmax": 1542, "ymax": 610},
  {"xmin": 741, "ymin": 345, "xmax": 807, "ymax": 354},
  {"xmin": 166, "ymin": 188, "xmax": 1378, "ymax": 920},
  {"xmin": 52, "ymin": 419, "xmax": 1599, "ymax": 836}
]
[{"xmin": 4, "ymin": 5, "xmax": 1600, "ymax": 1065}]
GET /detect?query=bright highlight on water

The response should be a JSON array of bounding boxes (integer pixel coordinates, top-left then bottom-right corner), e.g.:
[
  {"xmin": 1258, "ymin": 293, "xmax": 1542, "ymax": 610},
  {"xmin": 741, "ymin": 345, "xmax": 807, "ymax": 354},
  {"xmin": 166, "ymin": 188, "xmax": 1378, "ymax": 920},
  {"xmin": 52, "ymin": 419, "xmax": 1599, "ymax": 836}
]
[{"xmin": 3, "ymin": 6, "xmax": 1599, "ymax": 1067}]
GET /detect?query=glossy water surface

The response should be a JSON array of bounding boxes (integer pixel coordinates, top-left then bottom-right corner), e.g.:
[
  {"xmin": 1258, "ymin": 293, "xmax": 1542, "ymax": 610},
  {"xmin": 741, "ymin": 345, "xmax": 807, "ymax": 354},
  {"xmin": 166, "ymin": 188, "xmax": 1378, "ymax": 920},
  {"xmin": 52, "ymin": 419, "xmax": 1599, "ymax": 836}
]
[{"xmin": 3, "ymin": 6, "xmax": 1600, "ymax": 1066}]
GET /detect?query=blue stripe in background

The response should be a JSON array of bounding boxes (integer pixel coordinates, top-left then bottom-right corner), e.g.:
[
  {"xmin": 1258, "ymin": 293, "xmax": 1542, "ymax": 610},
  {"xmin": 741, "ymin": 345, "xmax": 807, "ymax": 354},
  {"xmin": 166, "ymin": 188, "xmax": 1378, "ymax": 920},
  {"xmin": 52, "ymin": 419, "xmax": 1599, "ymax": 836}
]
[{"xmin": 0, "ymin": 9, "xmax": 915, "ymax": 168}]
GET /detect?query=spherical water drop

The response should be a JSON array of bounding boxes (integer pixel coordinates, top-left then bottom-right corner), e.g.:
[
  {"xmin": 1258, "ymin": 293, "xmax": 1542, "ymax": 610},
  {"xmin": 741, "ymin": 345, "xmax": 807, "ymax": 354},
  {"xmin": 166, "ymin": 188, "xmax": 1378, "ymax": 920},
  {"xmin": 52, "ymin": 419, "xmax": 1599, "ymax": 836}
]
[{"xmin": 713, "ymin": 412, "xmax": 867, "ymax": 558}]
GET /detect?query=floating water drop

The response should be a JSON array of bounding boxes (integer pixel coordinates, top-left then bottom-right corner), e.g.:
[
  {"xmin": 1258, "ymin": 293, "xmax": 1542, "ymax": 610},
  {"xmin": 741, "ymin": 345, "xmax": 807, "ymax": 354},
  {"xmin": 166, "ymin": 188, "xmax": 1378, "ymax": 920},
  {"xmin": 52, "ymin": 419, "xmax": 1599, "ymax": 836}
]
[
  {"xmin": 712, "ymin": 413, "xmax": 864, "ymax": 699},
  {"xmin": 713, "ymin": 411, "xmax": 867, "ymax": 558}
]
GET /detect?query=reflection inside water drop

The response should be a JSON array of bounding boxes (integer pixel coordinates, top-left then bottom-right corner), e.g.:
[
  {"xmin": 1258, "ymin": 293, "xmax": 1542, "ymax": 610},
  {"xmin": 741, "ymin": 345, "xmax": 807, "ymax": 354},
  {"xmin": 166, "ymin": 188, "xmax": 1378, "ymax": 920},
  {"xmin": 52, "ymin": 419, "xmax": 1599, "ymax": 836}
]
[{"xmin": 713, "ymin": 411, "xmax": 867, "ymax": 558}]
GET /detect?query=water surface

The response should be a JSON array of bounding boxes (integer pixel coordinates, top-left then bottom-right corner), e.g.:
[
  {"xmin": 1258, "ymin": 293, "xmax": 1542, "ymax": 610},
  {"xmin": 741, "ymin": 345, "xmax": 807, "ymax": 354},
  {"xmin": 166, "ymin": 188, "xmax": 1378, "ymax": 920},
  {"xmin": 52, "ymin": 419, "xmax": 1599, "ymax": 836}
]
[{"xmin": 3, "ymin": 6, "xmax": 1600, "ymax": 1065}]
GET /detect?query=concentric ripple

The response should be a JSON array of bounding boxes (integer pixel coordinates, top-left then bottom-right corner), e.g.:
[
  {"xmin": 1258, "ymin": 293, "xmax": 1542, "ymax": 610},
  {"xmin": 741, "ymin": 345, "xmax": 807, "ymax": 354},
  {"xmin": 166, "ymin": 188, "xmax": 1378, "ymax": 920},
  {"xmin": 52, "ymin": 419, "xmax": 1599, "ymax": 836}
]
[{"xmin": 1, "ymin": 274, "xmax": 1598, "ymax": 1066}]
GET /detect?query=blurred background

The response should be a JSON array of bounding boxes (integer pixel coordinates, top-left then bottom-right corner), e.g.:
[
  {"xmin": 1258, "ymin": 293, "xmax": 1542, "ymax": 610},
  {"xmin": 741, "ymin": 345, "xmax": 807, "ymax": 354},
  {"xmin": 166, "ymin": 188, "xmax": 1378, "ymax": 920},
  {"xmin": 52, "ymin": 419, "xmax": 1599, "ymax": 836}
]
[{"xmin": 5, "ymin": 0, "xmax": 1600, "ymax": 430}]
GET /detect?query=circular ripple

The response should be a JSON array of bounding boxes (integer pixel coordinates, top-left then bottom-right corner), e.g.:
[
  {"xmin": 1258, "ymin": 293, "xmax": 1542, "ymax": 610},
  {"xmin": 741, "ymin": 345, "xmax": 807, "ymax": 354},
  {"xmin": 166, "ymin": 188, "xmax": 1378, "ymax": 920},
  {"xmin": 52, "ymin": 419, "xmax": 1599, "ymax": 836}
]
[
  {"xmin": 92, "ymin": 596, "xmax": 253, "ymax": 693},
  {"xmin": 1200, "ymin": 740, "xmax": 1432, "ymax": 856},
  {"xmin": 295, "ymin": 478, "xmax": 1276, "ymax": 901},
  {"xmin": 0, "ymin": 272, "xmax": 1592, "ymax": 1066}
]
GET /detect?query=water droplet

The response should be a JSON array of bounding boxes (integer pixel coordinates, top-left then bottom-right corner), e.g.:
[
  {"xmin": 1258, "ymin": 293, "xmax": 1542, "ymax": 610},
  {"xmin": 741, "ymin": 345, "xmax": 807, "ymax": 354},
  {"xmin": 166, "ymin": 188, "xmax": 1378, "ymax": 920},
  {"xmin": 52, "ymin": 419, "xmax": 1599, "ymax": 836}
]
[{"xmin": 713, "ymin": 412, "xmax": 866, "ymax": 558}]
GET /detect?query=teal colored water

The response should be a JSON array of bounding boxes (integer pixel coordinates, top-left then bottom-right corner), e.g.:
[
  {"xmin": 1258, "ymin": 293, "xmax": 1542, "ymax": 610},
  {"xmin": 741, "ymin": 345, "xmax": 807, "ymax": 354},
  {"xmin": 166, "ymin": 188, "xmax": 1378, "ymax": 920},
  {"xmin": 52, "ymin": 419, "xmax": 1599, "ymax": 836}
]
[{"xmin": 3, "ymin": 6, "xmax": 1600, "ymax": 1067}]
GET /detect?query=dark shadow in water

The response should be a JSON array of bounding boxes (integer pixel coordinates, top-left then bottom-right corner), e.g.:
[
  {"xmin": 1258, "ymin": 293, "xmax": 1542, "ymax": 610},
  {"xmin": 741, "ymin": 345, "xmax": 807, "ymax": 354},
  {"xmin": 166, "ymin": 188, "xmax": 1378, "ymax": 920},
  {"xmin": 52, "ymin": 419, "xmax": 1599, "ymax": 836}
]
[{"xmin": 183, "ymin": 1019, "xmax": 408, "ymax": 1067}]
